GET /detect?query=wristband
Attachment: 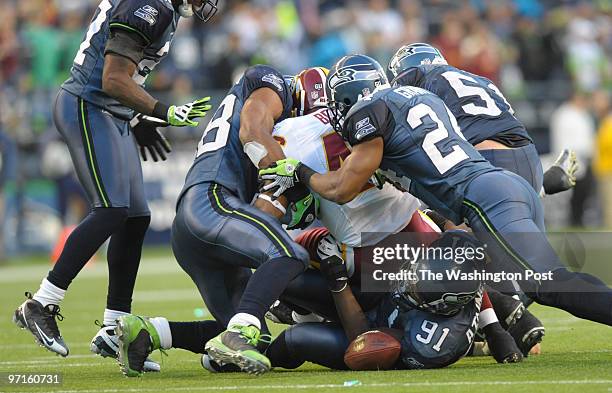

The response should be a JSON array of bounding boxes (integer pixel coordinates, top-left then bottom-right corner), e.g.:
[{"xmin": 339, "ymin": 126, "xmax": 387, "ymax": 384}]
[
  {"xmin": 296, "ymin": 164, "xmax": 316, "ymax": 187},
  {"xmin": 152, "ymin": 101, "xmax": 170, "ymax": 121},
  {"xmin": 256, "ymin": 193, "xmax": 287, "ymax": 215}
]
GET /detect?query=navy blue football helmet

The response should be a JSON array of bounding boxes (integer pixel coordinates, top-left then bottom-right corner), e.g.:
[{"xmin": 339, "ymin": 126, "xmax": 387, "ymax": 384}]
[
  {"xmin": 392, "ymin": 230, "xmax": 486, "ymax": 316},
  {"xmin": 326, "ymin": 54, "xmax": 388, "ymax": 133},
  {"xmin": 387, "ymin": 43, "xmax": 447, "ymax": 80}
]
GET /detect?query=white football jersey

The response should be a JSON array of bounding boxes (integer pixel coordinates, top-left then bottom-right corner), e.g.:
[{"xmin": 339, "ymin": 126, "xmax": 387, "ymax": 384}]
[{"xmin": 272, "ymin": 109, "xmax": 420, "ymax": 247}]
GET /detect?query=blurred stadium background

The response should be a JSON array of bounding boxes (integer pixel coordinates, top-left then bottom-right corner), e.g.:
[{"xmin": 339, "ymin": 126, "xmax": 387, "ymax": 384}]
[{"xmin": 0, "ymin": 0, "xmax": 610, "ymax": 261}]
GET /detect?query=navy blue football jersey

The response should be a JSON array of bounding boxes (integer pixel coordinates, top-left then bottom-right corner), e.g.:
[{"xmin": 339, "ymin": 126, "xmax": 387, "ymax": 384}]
[
  {"xmin": 180, "ymin": 65, "xmax": 293, "ymax": 203},
  {"xmin": 367, "ymin": 293, "xmax": 480, "ymax": 369},
  {"xmin": 62, "ymin": 0, "xmax": 179, "ymax": 120},
  {"xmin": 342, "ymin": 86, "xmax": 500, "ymax": 223},
  {"xmin": 392, "ymin": 65, "xmax": 531, "ymax": 146}
]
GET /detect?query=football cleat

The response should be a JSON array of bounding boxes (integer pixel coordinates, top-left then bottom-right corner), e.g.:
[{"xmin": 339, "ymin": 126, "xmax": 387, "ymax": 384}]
[
  {"xmin": 115, "ymin": 315, "xmax": 162, "ymax": 377},
  {"xmin": 483, "ymin": 322, "xmax": 523, "ymax": 363},
  {"xmin": 205, "ymin": 325, "xmax": 271, "ymax": 375},
  {"xmin": 13, "ymin": 292, "xmax": 69, "ymax": 357},
  {"xmin": 488, "ymin": 291, "xmax": 545, "ymax": 356},
  {"xmin": 91, "ymin": 322, "xmax": 160, "ymax": 372},
  {"xmin": 201, "ymin": 354, "xmax": 241, "ymax": 373},
  {"xmin": 507, "ymin": 309, "xmax": 546, "ymax": 357},
  {"xmin": 265, "ymin": 300, "xmax": 295, "ymax": 325},
  {"xmin": 543, "ymin": 149, "xmax": 578, "ymax": 195}
]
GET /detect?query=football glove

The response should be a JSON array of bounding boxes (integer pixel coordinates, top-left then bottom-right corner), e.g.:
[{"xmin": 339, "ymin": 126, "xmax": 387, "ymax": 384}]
[
  {"xmin": 130, "ymin": 114, "xmax": 172, "ymax": 162},
  {"xmin": 317, "ymin": 234, "xmax": 348, "ymax": 292},
  {"xmin": 259, "ymin": 158, "xmax": 302, "ymax": 199},
  {"xmin": 543, "ymin": 149, "xmax": 578, "ymax": 195},
  {"xmin": 370, "ymin": 169, "xmax": 386, "ymax": 189},
  {"xmin": 167, "ymin": 97, "xmax": 212, "ymax": 127},
  {"xmin": 284, "ymin": 188, "xmax": 319, "ymax": 230}
]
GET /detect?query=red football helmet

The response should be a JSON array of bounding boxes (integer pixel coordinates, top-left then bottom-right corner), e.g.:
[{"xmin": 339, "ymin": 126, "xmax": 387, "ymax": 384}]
[{"xmin": 292, "ymin": 67, "xmax": 329, "ymax": 116}]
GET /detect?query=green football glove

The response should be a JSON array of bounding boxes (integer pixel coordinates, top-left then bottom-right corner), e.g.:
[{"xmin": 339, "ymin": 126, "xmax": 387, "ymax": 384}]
[
  {"xmin": 259, "ymin": 158, "xmax": 302, "ymax": 199},
  {"xmin": 286, "ymin": 191, "xmax": 319, "ymax": 230},
  {"xmin": 167, "ymin": 97, "xmax": 212, "ymax": 127}
]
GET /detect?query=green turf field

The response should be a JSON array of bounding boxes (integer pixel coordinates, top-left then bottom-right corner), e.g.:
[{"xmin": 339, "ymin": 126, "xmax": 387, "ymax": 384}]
[{"xmin": 0, "ymin": 251, "xmax": 611, "ymax": 393}]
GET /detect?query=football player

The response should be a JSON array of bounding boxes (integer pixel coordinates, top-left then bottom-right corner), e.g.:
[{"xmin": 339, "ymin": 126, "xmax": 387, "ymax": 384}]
[
  {"xmin": 115, "ymin": 64, "xmax": 316, "ymax": 376},
  {"xmin": 13, "ymin": 0, "xmax": 218, "ymax": 369},
  {"xmin": 387, "ymin": 43, "xmax": 577, "ymax": 196},
  {"xmin": 260, "ymin": 55, "xmax": 612, "ymax": 328},
  {"xmin": 266, "ymin": 67, "xmax": 524, "ymax": 364},
  {"xmin": 267, "ymin": 230, "xmax": 487, "ymax": 370}
]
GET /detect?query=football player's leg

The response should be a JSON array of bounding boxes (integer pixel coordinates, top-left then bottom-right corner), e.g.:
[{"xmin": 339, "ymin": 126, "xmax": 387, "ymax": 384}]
[
  {"xmin": 171, "ymin": 199, "xmax": 239, "ymax": 326},
  {"xmin": 487, "ymin": 288, "xmax": 545, "ymax": 356},
  {"xmin": 14, "ymin": 92, "xmax": 129, "ymax": 356},
  {"xmin": 94, "ymin": 130, "xmax": 152, "ymax": 343},
  {"xmin": 115, "ymin": 313, "xmax": 224, "ymax": 376},
  {"xmin": 267, "ymin": 323, "xmax": 349, "ymax": 370},
  {"xmin": 463, "ymin": 172, "xmax": 612, "ymax": 325},
  {"xmin": 479, "ymin": 144, "xmax": 544, "ymax": 194},
  {"xmin": 203, "ymin": 184, "xmax": 310, "ymax": 374},
  {"xmin": 477, "ymin": 291, "xmax": 522, "ymax": 363}
]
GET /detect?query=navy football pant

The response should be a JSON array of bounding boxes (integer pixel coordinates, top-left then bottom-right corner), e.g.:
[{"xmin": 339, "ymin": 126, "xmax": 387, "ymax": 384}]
[
  {"xmin": 479, "ymin": 143, "xmax": 543, "ymax": 194},
  {"xmin": 267, "ymin": 322, "xmax": 349, "ymax": 370},
  {"xmin": 48, "ymin": 90, "xmax": 149, "ymax": 311},
  {"xmin": 172, "ymin": 182, "xmax": 309, "ymax": 326},
  {"xmin": 462, "ymin": 171, "xmax": 612, "ymax": 325},
  {"xmin": 54, "ymin": 89, "xmax": 149, "ymax": 215}
]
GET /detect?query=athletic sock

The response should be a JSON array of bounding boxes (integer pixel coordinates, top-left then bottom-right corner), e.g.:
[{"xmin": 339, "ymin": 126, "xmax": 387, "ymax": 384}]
[
  {"xmin": 103, "ymin": 309, "xmax": 129, "ymax": 327},
  {"xmin": 47, "ymin": 207, "xmax": 128, "ymax": 290},
  {"xmin": 228, "ymin": 313, "xmax": 261, "ymax": 330},
  {"xmin": 236, "ymin": 256, "xmax": 305, "ymax": 323},
  {"xmin": 478, "ymin": 291, "xmax": 499, "ymax": 329},
  {"xmin": 149, "ymin": 317, "xmax": 172, "ymax": 350},
  {"xmin": 106, "ymin": 215, "xmax": 150, "ymax": 313},
  {"xmin": 32, "ymin": 278, "xmax": 66, "ymax": 307},
  {"xmin": 168, "ymin": 321, "xmax": 223, "ymax": 354}
]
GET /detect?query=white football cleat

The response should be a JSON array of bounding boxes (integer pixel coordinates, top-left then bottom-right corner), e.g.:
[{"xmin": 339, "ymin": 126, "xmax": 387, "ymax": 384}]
[{"xmin": 90, "ymin": 322, "xmax": 161, "ymax": 372}]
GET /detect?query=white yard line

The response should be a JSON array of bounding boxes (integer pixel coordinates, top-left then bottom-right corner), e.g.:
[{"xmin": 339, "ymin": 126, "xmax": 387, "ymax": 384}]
[
  {"xmin": 21, "ymin": 380, "xmax": 612, "ymax": 393},
  {"xmin": 0, "ymin": 258, "xmax": 180, "ymax": 283}
]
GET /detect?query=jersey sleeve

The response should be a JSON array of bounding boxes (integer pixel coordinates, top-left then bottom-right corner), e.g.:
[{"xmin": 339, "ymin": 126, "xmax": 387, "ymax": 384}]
[
  {"xmin": 240, "ymin": 65, "xmax": 293, "ymax": 120},
  {"xmin": 391, "ymin": 66, "xmax": 425, "ymax": 88},
  {"xmin": 343, "ymin": 99, "xmax": 392, "ymax": 146},
  {"xmin": 109, "ymin": 0, "xmax": 174, "ymax": 46}
]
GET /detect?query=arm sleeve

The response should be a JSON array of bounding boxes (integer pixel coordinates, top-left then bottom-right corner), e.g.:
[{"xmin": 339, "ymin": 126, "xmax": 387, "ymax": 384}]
[
  {"xmin": 343, "ymin": 99, "xmax": 392, "ymax": 146},
  {"xmin": 241, "ymin": 65, "xmax": 293, "ymax": 120},
  {"xmin": 104, "ymin": 29, "xmax": 147, "ymax": 65},
  {"xmin": 108, "ymin": 0, "xmax": 173, "ymax": 45}
]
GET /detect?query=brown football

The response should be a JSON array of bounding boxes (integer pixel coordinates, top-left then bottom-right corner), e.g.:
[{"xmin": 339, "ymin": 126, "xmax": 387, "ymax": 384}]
[{"xmin": 344, "ymin": 330, "xmax": 402, "ymax": 370}]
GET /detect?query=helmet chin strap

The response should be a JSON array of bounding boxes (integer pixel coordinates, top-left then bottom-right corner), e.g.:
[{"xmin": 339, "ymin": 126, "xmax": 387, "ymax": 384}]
[{"xmin": 178, "ymin": 0, "xmax": 193, "ymax": 17}]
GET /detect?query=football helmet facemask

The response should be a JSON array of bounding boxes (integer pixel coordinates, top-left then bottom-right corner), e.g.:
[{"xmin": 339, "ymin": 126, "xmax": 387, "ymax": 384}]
[{"xmin": 391, "ymin": 230, "xmax": 486, "ymax": 316}]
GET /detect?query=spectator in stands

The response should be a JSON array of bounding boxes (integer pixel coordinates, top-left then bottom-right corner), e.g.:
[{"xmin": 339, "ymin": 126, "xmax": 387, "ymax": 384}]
[
  {"xmin": 593, "ymin": 91, "xmax": 612, "ymax": 228},
  {"xmin": 550, "ymin": 91, "xmax": 598, "ymax": 227}
]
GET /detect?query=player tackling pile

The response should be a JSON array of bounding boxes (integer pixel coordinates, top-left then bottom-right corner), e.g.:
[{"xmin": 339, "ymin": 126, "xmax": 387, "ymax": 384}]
[{"xmin": 11, "ymin": 0, "xmax": 608, "ymax": 379}]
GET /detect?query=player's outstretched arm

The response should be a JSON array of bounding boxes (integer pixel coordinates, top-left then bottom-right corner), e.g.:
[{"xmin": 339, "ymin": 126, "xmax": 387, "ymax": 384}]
[
  {"xmin": 102, "ymin": 54, "xmax": 159, "ymax": 116},
  {"xmin": 308, "ymin": 137, "xmax": 383, "ymax": 203},
  {"xmin": 317, "ymin": 237, "xmax": 370, "ymax": 341},
  {"xmin": 102, "ymin": 29, "xmax": 210, "ymax": 127}
]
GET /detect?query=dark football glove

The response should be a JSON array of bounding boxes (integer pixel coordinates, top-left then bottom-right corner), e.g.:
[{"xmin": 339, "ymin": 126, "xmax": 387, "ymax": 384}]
[
  {"xmin": 130, "ymin": 114, "xmax": 172, "ymax": 162},
  {"xmin": 317, "ymin": 235, "xmax": 348, "ymax": 292},
  {"xmin": 543, "ymin": 149, "xmax": 578, "ymax": 195}
]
